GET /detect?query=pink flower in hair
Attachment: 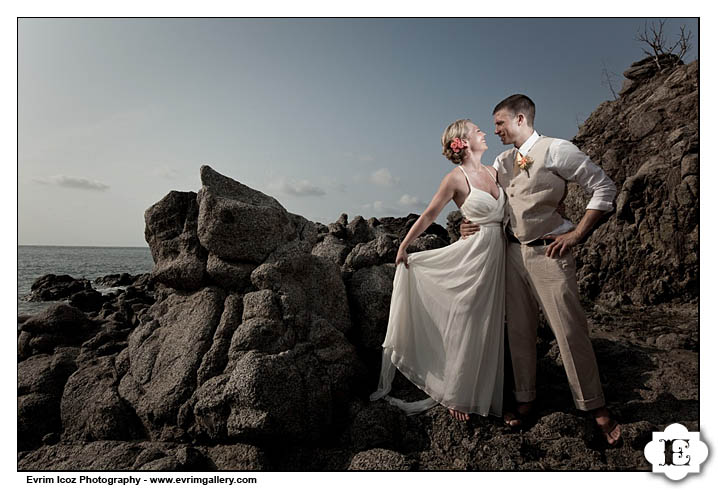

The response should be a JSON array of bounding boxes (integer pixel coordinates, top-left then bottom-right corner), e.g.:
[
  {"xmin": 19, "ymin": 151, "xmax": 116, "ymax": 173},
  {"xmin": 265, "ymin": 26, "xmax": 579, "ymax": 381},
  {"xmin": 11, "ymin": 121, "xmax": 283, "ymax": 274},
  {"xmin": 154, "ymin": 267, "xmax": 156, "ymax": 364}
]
[{"xmin": 450, "ymin": 137, "xmax": 465, "ymax": 153}]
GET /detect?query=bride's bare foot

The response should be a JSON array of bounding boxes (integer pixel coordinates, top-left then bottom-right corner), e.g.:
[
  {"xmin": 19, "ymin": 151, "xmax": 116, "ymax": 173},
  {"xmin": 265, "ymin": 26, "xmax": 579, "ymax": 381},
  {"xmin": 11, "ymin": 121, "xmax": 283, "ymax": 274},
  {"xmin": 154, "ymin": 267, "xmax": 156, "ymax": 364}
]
[{"xmin": 449, "ymin": 408, "xmax": 470, "ymax": 421}]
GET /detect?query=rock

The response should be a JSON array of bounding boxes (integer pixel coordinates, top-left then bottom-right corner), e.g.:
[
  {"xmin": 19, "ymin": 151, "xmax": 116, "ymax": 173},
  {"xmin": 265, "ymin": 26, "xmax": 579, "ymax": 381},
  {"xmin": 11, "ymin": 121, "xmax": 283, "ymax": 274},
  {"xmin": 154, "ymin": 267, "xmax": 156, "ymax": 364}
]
[
  {"xmin": 311, "ymin": 234, "xmax": 352, "ymax": 266},
  {"xmin": 348, "ymin": 448, "xmax": 412, "ymax": 470},
  {"xmin": 205, "ymin": 253, "xmax": 256, "ymax": 291},
  {"xmin": 349, "ymin": 405, "xmax": 402, "ymax": 451},
  {"xmin": 144, "ymin": 190, "xmax": 207, "ymax": 290},
  {"xmin": 346, "ymin": 216, "xmax": 375, "ymax": 245},
  {"xmin": 69, "ymin": 289, "xmax": 104, "ymax": 312},
  {"xmin": 446, "ymin": 211, "xmax": 463, "ymax": 243},
  {"xmin": 60, "ymin": 356, "xmax": 145, "ymax": 442},
  {"xmin": 18, "ymin": 393, "xmax": 61, "ymax": 451},
  {"xmin": 197, "ymin": 165, "xmax": 315, "ymax": 264},
  {"xmin": 118, "ymin": 287, "xmax": 226, "ymax": 439},
  {"xmin": 94, "ymin": 273, "xmax": 141, "ymax": 287},
  {"xmin": 26, "ymin": 274, "xmax": 94, "ymax": 302},
  {"xmin": 18, "ymin": 441, "xmax": 195, "ymax": 470},
  {"xmin": 344, "ymin": 234, "xmax": 398, "ymax": 270},
  {"xmin": 18, "ymin": 304, "xmax": 93, "ymax": 359},
  {"xmin": 406, "ymin": 234, "xmax": 448, "ymax": 253},
  {"xmin": 628, "ymin": 110, "xmax": 663, "ymax": 140},
  {"xmin": 203, "ymin": 444, "xmax": 269, "ymax": 470},
  {"xmin": 568, "ymin": 59, "xmax": 697, "ymax": 304},
  {"xmin": 196, "ymin": 293, "xmax": 243, "ymax": 386},
  {"xmin": 346, "ymin": 264, "xmax": 395, "ymax": 352},
  {"xmin": 18, "ymin": 348, "xmax": 79, "ymax": 450}
]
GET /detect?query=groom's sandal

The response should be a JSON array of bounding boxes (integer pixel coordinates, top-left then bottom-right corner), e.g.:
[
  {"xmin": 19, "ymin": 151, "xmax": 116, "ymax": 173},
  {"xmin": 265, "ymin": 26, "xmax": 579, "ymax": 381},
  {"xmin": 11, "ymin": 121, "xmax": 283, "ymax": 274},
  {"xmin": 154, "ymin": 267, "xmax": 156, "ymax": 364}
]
[
  {"xmin": 598, "ymin": 419, "xmax": 623, "ymax": 447},
  {"xmin": 503, "ymin": 402, "xmax": 533, "ymax": 429}
]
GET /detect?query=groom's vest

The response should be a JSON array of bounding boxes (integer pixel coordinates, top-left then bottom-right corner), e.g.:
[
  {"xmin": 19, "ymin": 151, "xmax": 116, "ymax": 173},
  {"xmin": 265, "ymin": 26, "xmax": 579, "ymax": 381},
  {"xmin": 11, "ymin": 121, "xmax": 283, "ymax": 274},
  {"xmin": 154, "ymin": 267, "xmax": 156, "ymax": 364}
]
[{"xmin": 496, "ymin": 136, "xmax": 568, "ymax": 243}]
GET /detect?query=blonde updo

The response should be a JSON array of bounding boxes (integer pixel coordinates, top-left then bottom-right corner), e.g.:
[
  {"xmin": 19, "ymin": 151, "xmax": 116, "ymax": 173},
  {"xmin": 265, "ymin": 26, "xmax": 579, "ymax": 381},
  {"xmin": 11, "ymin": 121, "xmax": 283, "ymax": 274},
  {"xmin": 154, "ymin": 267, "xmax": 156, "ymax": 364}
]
[{"xmin": 441, "ymin": 119, "xmax": 472, "ymax": 165}]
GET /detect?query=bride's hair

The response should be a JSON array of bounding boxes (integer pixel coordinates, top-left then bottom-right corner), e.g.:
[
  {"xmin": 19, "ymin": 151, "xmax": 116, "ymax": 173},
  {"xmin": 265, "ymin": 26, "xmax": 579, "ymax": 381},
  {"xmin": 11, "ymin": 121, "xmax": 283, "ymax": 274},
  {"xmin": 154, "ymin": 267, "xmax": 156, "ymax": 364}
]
[{"xmin": 441, "ymin": 119, "xmax": 472, "ymax": 165}]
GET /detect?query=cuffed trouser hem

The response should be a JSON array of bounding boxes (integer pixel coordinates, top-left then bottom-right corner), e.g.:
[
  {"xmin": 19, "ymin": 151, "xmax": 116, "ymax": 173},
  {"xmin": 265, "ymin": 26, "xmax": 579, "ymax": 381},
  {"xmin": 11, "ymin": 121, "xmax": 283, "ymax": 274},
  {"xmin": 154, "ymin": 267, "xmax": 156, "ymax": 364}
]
[
  {"xmin": 574, "ymin": 394, "xmax": 606, "ymax": 411},
  {"xmin": 514, "ymin": 390, "xmax": 536, "ymax": 403}
]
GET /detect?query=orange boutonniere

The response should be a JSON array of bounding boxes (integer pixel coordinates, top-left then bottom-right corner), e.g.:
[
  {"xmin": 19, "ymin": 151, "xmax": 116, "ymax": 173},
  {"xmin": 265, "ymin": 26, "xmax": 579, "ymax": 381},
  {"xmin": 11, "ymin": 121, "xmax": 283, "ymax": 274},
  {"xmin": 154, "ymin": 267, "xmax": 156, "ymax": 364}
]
[{"xmin": 518, "ymin": 155, "xmax": 534, "ymax": 172}]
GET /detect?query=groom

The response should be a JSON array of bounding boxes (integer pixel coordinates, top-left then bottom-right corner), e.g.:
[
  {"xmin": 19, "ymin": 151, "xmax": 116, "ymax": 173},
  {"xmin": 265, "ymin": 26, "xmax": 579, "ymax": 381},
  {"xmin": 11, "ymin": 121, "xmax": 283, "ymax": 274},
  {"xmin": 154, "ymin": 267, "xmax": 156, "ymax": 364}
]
[{"xmin": 460, "ymin": 94, "xmax": 621, "ymax": 445}]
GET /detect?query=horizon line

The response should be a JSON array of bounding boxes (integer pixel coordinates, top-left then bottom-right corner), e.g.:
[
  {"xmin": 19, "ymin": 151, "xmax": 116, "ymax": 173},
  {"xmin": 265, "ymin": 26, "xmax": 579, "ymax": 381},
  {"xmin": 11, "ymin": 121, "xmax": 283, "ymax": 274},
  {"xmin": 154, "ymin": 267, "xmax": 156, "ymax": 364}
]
[{"xmin": 18, "ymin": 244, "xmax": 150, "ymax": 249}]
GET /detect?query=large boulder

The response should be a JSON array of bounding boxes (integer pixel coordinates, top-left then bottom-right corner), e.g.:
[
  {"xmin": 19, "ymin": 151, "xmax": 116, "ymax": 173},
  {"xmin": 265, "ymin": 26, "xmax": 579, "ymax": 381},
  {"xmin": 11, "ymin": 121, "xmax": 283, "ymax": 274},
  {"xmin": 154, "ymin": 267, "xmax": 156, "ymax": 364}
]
[
  {"xmin": 118, "ymin": 287, "xmax": 226, "ymax": 439},
  {"xmin": 61, "ymin": 356, "xmax": 145, "ymax": 442},
  {"xmin": 197, "ymin": 165, "xmax": 316, "ymax": 264},
  {"xmin": 18, "ymin": 348, "xmax": 79, "ymax": 450},
  {"xmin": 144, "ymin": 191, "xmax": 207, "ymax": 290}
]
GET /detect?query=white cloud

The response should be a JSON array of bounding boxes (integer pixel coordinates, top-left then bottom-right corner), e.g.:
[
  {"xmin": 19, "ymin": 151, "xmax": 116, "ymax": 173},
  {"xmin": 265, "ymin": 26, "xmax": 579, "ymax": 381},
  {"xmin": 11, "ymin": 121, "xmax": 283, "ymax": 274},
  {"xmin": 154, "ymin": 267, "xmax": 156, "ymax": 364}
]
[
  {"xmin": 269, "ymin": 178, "xmax": 326, "ymax": 197},
  {"xmin": 370, "ymin": 168, "xmax": 399, "ymax": 187},
  {"xmin": 399, "ymin": 194, "xmax": 424, "ymax": 207},
  {"xmin": 362, "ymin": 200, "xmax": 399, "ymax": 216},
  {"xmin": 33, "ymin": 175, "xmax": 110, "ymax": 191},
  {"xmin": 153, "ymin": 165, "xmax": 180, "ymax": 180}
]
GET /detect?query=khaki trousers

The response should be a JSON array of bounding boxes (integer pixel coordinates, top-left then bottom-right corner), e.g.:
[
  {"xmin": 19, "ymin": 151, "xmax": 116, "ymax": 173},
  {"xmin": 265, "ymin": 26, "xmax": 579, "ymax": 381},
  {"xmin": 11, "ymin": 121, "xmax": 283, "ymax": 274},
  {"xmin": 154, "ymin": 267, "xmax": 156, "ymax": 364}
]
[{"xmin": 505, "ymin": 242, "xmax": 605, "ymax": 411}]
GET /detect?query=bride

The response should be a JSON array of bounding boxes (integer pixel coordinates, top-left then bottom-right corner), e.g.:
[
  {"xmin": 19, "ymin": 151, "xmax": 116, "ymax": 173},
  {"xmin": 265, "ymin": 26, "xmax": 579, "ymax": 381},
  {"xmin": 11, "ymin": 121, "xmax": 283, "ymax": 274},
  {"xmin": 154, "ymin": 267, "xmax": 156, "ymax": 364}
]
[{"xmin": 370, "ymin": 118, "xmax": 506, "ymax": 421}]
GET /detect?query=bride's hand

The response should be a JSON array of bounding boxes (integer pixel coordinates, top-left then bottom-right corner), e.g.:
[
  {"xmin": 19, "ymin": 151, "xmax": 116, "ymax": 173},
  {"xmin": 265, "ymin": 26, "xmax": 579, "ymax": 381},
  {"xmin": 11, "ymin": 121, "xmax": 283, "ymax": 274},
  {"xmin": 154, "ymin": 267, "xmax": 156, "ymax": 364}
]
[{"xmin": 395, "ymin": 247, "xmax": 409, "ymax": 269}]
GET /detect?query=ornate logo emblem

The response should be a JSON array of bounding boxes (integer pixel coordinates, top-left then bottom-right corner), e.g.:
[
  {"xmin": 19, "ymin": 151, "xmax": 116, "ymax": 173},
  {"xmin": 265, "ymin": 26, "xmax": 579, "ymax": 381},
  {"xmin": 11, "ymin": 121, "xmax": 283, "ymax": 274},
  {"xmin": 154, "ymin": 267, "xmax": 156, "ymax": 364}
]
[{"xmin": 644, "ymin": 423, "xmax": 708, "ymax": 480}]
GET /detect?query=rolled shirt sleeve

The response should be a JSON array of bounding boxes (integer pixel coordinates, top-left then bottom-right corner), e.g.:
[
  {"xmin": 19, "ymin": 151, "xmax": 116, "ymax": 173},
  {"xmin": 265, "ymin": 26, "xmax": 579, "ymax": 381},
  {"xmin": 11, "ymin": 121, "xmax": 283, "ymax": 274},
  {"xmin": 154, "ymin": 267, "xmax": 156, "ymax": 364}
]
[{"xmin": 549, "ymin": 139, "xmax": 617, "ymax": 212}]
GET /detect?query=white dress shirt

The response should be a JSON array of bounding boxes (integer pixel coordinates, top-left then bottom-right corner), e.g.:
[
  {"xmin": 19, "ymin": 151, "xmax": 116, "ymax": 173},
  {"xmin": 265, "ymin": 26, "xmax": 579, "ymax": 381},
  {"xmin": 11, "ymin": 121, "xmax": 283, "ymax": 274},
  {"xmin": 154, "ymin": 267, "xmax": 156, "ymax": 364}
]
[{"xmin": 493, "ymin": 130, "xmax": 617, "ymax": 237}]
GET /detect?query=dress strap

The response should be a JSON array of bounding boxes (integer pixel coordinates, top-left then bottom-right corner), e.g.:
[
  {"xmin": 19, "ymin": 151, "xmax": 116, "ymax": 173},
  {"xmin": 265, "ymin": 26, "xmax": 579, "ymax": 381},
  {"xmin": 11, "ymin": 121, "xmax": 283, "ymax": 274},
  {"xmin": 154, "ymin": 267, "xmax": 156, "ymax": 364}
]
[
  {"xmin": 481, "ymin": 163, "xmax": 499, "ymax": 184},
  {"xmin": 457, "ymin": 165, "xmax": 473, "ymax": 191}
]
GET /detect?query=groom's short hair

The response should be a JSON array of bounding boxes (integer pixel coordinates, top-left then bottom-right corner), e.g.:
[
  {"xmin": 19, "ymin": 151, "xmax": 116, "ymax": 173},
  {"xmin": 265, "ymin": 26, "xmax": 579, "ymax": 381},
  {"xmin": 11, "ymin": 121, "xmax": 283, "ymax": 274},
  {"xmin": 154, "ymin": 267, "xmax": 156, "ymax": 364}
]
[{"xmin": 493, "ymin": 94, "xmax": 535, "ymax": 127}]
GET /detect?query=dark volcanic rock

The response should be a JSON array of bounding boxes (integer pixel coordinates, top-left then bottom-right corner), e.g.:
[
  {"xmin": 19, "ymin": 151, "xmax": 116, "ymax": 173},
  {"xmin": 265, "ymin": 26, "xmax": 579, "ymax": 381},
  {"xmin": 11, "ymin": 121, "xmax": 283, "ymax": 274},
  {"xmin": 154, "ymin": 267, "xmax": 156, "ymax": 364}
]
[
  {"xmin": 69, "ymin": 289, "xmax": 104, "ymax": 312},
  {"xmin": 346, "ymin": 264, "xmax": 395, "ymax": 352},
  {"xmin": 18, "ymin": 348, "xmax": 79, "ymax": 450},
  {"xmin": 94, "ymin": 273, "xmax": 141, "ymax": 288},
  {"xmin": 348, "ymin": 448, "xmax": 413, "ymax": 470},
  {"xmin": 118, "ymin": 287, "xmax": 226, "ymax": 440},
  {"xmin": 18, "ymin": 304, "xmax": 94, "ymax": 360},
  {"xmin": 197, "ymin": 165, "xmax": 316, "ymax": 264},
  {"xmin": 568, "ymin": 58, "xmax": 698, "ymax": 305},
  {"xmin": 144, "ymin": 190, "xmax": 207, "ymax": 290},
  {"xmin": 26, "ymin": 274, "xmax": 94, "ymax": 302},
  {"xmin": 61, "ymin": 356, "xmax": 146, "ymax": 442}
]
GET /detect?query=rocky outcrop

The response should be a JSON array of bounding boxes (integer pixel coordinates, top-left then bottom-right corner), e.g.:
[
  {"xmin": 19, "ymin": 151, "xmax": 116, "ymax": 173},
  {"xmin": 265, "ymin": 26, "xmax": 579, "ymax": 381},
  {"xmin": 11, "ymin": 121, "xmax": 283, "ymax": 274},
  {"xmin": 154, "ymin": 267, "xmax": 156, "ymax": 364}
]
[{"xmin": 566, "ymin": 58, "xmax": 698, "ymax": 306}]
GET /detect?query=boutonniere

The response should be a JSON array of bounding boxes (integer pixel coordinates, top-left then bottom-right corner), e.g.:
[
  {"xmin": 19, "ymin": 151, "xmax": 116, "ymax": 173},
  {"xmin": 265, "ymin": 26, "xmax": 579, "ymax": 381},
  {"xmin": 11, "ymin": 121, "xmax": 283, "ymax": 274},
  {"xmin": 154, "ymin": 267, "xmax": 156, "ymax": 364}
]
[{"xmin": 518, "ymin": 155, "xmax": 534, "ymax": 173}]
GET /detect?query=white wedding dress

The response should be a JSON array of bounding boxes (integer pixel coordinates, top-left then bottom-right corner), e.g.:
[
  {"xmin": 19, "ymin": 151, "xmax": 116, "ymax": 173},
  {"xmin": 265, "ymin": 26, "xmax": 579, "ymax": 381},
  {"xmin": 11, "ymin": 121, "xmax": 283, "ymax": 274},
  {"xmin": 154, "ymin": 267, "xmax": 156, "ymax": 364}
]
[{"xmin": 370, "ymin": 165, "xmax": 506, "ymax": 417}]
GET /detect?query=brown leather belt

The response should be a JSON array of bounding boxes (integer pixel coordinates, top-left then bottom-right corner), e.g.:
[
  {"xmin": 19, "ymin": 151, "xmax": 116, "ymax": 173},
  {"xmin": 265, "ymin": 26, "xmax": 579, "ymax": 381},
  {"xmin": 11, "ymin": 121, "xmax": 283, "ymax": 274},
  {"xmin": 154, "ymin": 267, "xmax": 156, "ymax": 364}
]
[{"xmin": 507, "ymin": 232, "xmax": 554, "ymax": 247}]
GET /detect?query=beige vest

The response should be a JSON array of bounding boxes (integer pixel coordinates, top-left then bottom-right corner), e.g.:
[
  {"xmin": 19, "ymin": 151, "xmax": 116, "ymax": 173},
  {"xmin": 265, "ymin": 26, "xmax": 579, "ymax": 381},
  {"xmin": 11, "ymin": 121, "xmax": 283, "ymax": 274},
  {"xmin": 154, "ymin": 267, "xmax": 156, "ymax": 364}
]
[{"xmin": 496, "ymin": 136, "xmax": 567, "ymax": 243}]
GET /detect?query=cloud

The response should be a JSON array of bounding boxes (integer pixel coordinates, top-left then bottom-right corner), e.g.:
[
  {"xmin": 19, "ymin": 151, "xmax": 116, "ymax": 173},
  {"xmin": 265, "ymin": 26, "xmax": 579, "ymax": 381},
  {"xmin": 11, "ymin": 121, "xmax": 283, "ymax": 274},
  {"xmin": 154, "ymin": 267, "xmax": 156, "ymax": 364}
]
[
  {"xmin": 362, "ymin": 200, "xmax": 399, "ymax": 216},
  {"xmin": 269, "ymin": 178, "xmax": 326, "ymax": 197},
  {"xmin": 33, "ymin": 175, "xmax": 110, "ymax": 191},
  {"xmin": 370, "ymin": 168, "xmax": 399, "ymax": 187},
  {"xmin": 398, "ymin": 194, "xmax": 428, "ymax": 208},
  {"xmin": 153, "ymin": 165, "xmax": 180, "ymax": 180},
  {"xmin": 321, "ymin": 177, "xmax": 348, "ymax": 193}
]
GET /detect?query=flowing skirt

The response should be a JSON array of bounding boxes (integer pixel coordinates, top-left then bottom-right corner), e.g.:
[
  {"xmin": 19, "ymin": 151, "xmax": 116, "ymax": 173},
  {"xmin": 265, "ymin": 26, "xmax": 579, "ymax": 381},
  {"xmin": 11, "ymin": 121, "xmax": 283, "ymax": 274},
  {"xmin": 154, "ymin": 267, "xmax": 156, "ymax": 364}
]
[{"xmin": 370, "ymin": 223, "xmax": 505, "ymax": 416}]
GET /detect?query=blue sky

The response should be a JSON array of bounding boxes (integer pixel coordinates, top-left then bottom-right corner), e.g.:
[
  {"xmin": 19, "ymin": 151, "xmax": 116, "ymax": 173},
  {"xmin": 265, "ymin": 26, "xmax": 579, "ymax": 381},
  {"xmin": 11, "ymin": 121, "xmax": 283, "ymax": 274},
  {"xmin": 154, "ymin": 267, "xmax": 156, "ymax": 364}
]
[{"xmin": 18, "ymin": 17, "xmax": 698, "ymax": 246}]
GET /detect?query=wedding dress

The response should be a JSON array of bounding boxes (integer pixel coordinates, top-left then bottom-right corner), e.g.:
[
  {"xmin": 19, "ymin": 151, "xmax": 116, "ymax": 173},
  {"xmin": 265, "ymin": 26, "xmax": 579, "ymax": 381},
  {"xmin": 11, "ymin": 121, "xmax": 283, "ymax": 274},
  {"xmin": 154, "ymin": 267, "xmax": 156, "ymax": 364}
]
[{"xmin": 370, "ymin": 164, "xmax": 505, "ymax": 416}]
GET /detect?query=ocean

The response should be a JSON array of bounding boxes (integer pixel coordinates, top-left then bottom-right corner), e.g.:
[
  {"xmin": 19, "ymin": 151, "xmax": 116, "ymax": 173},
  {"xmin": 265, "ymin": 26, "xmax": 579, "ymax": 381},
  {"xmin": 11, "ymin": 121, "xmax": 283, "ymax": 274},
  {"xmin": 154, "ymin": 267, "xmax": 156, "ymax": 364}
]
[{"xmin": 17, "ymin": 245, "xmax": 155, "ymax": 316}]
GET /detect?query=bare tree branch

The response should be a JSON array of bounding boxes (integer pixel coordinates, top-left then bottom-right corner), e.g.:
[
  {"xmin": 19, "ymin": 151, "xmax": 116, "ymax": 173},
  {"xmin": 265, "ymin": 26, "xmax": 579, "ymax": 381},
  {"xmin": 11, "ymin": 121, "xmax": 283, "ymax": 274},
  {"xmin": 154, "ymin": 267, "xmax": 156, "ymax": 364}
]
[
  {"xmin": 601, "ymin": 60, "xmax": 620, "ymax": 100},
  {"xmin": 635, "ymin": 19, "xmax": 693, "ymax": 70}
]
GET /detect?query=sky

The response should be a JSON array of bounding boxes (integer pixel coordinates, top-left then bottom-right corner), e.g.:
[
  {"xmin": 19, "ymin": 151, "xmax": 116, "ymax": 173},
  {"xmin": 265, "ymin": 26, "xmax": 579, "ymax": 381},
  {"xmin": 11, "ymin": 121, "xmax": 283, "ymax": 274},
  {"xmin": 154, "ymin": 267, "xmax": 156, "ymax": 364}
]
[{"xmin": 18, "ymin": 17, "xmax": 699, "ymax": 247}]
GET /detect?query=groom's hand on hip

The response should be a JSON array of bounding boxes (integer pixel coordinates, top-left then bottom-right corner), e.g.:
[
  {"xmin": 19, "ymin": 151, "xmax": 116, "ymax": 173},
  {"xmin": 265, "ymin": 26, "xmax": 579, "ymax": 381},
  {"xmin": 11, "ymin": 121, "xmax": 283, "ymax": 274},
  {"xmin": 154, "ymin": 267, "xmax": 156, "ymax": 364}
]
[
  {"xmin": 459, "ymin": 219, "xmax": 480, "ymax": 239},
  {"xmin": 545, "ymin": 230, "xmax": 580, "ymax": 258}
]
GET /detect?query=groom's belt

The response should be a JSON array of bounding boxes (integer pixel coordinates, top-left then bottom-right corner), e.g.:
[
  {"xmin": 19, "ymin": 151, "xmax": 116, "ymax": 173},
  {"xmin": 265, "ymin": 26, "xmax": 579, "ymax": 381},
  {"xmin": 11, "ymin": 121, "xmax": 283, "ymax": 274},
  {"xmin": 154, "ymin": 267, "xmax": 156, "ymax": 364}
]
[{"xmin": 506, "ymin": 232, "xmax": 554, "ymax": 247}]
